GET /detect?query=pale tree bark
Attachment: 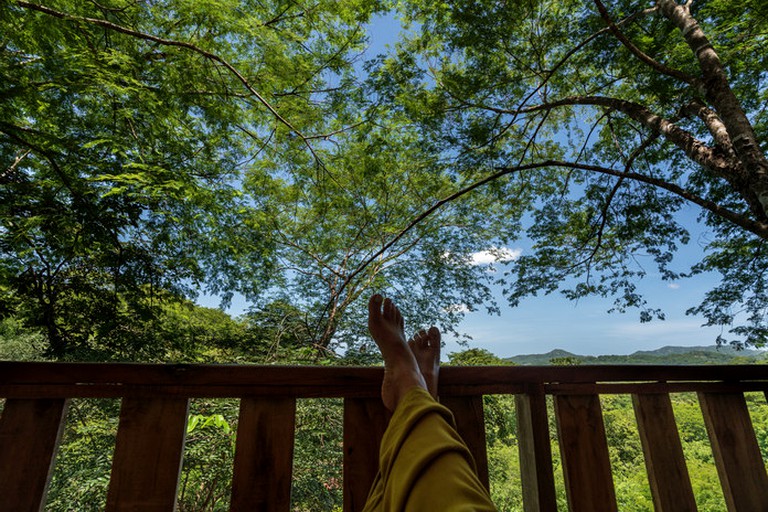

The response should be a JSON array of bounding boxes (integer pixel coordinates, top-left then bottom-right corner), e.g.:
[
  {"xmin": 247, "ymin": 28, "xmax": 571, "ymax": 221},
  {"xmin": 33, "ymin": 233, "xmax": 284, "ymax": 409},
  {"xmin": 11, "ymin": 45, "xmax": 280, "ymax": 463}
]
[
  {"xmin": 495, "ymin": 96, "xmax": 732, "ymax": 175},
  {"xmin": 657, "ymin": 0, "xmax": 768, "ymax": 221}
]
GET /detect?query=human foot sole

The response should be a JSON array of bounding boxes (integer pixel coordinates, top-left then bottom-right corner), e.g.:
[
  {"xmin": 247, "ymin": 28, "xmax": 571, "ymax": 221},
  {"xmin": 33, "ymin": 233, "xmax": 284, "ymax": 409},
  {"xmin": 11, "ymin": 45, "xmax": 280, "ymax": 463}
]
[{"xmin": 367, "ymin": 294, "xmax": 426, "ymax": 411}]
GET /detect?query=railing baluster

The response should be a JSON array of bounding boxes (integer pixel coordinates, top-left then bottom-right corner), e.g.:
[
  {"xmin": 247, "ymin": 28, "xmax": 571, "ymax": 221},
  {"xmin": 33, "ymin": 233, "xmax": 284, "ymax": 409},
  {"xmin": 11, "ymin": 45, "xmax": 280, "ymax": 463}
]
[
  {"xmin": 230, "ymin": 396, "xmax": 296, "ymax": 512},
  {"xmin": 516, "ymin": 387, "xmax": 557, "ymax": 512},
  {"xmin": 632, "ymin": 393, "xmax": 697, "ymax": 512},
  {"xmin": 2, "ymin": 363, "xmax": 768, "ymax": 511},
  {"xmin": 343, "ymin": 397, "xmax": 389, "ymax": 512},
  {"xmin": 105, "ymin": 397, "xmax": 189, "ymax": 512},
  {"xmin": 554, "ymin": 393, "xmax": 617, "ymax": 512},
  {"xmin": 698, "ymin": 392, "xmax": 768, "ymax": 512},
  {"xmin": 442, "ymin": 395, "xmax": 490, "ymax": 491},
  {"xmin": 0, "ymin": 398, "xmax": 68, "ymax": 512}
]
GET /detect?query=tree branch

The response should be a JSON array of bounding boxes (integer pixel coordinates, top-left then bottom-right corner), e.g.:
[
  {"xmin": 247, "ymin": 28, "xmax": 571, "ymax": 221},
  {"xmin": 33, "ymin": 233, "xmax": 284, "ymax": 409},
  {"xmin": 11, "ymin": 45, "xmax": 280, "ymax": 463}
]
[
  {"xmin": 657, "ymin": 0, "xmax": 768, "ymax": 218},
  {"xmin": 447, "ymin": 6, "xmax": 658, "ymax": 130},
  {"xmin": 593, "ymin": 0, "xmax": 695, "ymax": 84},
  {"xmin": 490, "ymin": 95, "xmax": 730, "ymax": 175},
  {"xmin": 2, "ymin": 149, "xmax": 31, "ymax": 183},
  {"xmin": 681, "ymin": 99, "xmax": 732, "ymax": 152},
  {"xmin": 326, "ymin": 158, "xmax": 765, "ymax": 318},
  {"xmin": 494, "ymin": 161, "xmax": 768, "ymax": 239},
  {"xmin": 15, "ymin": 1, "xmax": 325, "ymax": 160},
  {"xmin": 0, "ymin": 123, "xmax": 81, "ymax": 200}
]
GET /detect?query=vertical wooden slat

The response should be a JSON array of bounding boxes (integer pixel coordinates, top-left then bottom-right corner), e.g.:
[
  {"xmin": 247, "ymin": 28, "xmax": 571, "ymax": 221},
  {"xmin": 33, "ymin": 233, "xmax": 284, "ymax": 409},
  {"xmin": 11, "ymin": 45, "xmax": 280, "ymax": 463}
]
[
  {"xmin": 230, "ymin": 396, "xmax": 296, "ymax": 512},
  {"xmin": 0, "ymin": 398, "xmax": 68, "ymax": 512},
  {"xmin": 698, "ymin": 392, "xmax": 768, "ymax": 512},
  {"xmin": 105, "ymin": 397, "xmax": 189, "ymax": 512},
  {"xmin": 554, "ymin": 393, "xmax": 617, "ymax": 512},
  {"xmin": 343, "ymin": 397, "xmax": 389, "ymax": 512},
  {"xmin": 441, "ymin": 394, "xmax": 490, "ymax": 491},
  {"xmin": 632, "ymin": 393, "xmax": 697, "ymax": 512},
  {"xmin": 516, "ymin": 388, "xmax": 557, "ymax": 512}
]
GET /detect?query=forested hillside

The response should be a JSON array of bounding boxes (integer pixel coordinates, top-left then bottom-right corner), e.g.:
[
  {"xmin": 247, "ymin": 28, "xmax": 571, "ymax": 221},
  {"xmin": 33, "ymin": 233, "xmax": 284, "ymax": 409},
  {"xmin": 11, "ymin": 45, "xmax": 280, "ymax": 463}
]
[{"xmin": 509, "ymin": 345, "xmax": 768, "ymax": 365}]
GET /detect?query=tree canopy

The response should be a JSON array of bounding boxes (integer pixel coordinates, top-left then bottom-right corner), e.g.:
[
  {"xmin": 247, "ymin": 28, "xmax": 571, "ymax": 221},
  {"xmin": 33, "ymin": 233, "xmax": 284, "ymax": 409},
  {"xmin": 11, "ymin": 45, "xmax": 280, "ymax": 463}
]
[
  {"xmin": 375, "ymin": 0, "xmax": 768, "ymax": 347},
  {"xmin": 2, "ymin": 0, "xmax": 768, "ymax": 358}
]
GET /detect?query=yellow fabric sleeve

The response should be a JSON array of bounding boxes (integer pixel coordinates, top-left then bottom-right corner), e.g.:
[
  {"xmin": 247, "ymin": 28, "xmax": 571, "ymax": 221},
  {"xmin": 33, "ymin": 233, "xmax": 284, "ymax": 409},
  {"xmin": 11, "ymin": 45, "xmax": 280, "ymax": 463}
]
[{"xmin": 363, "ymin": 387, "xmax": 497, "ymax": 512}]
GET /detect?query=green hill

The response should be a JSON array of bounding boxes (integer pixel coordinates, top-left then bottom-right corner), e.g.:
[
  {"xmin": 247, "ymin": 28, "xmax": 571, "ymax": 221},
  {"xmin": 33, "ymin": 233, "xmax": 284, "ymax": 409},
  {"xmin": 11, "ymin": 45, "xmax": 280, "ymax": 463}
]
[{"xmin": 506, "ymin": 345, "xmax": 768, "ymax": 365}]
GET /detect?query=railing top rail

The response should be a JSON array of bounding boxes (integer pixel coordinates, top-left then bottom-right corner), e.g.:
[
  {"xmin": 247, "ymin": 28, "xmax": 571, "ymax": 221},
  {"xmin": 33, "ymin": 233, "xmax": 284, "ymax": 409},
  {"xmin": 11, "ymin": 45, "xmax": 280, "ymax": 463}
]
[{"xmin": 1, "ymin": 361, "xmax": 768, "ymax": 399}]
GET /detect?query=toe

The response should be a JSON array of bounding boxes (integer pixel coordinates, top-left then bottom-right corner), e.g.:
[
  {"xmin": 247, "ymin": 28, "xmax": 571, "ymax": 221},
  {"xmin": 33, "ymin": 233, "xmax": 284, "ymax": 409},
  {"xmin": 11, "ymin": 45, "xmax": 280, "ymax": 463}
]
[
  {"xmin": 368, "ymin": 294, "xmax": 383, "ymax": 317},
  {"xmin": 383, "ymin": 298, "xmax": 394, "ymax": 320},
  {"xmin": 428, "ymin": 326, "xmax": 441, "ymax": 344}
]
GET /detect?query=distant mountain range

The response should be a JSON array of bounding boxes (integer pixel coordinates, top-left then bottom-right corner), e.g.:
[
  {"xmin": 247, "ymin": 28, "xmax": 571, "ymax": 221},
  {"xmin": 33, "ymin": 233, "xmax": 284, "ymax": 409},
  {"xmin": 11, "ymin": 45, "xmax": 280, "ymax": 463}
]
[{"xmin": 506, "ymin": 345, "xmax": 768, "ymax": 365}]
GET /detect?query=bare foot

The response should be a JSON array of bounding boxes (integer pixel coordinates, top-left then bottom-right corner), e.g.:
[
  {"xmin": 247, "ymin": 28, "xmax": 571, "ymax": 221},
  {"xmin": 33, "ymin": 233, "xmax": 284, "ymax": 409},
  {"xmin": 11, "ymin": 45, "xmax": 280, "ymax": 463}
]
[
  {"xmin": 368, "ymin": 294, "xmax": 427, "ymax": 411},
  {"xmin": 408, "ymin": 326, "xmax": 441, "ymax": 399}
]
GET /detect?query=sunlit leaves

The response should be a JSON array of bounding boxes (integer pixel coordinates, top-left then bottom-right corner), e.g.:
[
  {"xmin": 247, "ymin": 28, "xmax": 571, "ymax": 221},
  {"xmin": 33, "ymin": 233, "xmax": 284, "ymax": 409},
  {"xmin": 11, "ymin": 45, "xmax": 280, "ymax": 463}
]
[
  {"xmin": 0, "ymin": 0, "xmax": 382, "ymax": 357},
  {"xmin": 362, "ymin": 0, "xmax": 768, "ymax": 346}
]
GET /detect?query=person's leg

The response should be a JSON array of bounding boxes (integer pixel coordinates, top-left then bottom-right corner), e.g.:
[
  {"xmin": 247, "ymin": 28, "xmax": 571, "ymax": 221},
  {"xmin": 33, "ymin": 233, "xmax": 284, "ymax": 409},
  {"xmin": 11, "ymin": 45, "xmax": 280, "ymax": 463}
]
[{"xmin": 364, "ymin": 295, "xmax": 496, "ymax": 512}]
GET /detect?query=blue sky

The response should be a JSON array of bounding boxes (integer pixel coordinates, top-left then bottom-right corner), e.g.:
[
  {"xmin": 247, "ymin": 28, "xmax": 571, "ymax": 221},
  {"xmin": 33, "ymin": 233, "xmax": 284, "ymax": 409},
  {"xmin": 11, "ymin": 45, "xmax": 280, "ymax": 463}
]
[
  {"xmin": 437, "ymin": 204, "xmax": 728, "ymax": 358},
  {"xmin": 200, "ymin": 12, "xmax": 738, "ymax": 358},
  {"xmin": 362, "ymin": 13, "xmax": 730, "ymax": 357},
  {"xmin": 198, "ymin": 205, "xmax": 729, "ymax": 358},
  {"xmin": 441, "ymin": 265, "xmax": 725, "ymax": 358}
]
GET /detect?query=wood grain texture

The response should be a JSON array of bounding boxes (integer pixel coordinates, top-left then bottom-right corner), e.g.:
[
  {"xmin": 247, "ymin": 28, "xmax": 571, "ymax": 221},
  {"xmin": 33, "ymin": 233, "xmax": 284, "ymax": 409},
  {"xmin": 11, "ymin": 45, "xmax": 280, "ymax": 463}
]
[
  {"xmin": 0, "ymin": 398, "xmax": 68, "ymax": 512},
  {"xmin": 343, "ymin": 397, "xmax": 389, "ymax": 512},
  {"xmin": 554, "ymin": 394, "xmax": 617, "ymax": 512},
  {"xmin": 230, "ymin": 397, "xmax": 296, "ymax": 512},
  {"xmin": 698, "ymin": 392, "xmax": 768, "ymax": 512},
  {"xmin": 632, "ymin": 393, "xmax": 697, "ymax": 512},
  {"xmin": 441, "ymin": 394, "xmax": 490, "ymax": 491},
  {"xmin": 3, "ymin": 362, "xmax": 768, "ymax": 511},
  {"xmin": 105, "ymin": 397, "xmax": 189, "ymax": 512},
  {"xmin": 516, "ymin": 389, "xmax": 557, "ymax": 512},
  {"xmin": 4, "ymin": 362, "xmax": 768, "ymax": 397}
]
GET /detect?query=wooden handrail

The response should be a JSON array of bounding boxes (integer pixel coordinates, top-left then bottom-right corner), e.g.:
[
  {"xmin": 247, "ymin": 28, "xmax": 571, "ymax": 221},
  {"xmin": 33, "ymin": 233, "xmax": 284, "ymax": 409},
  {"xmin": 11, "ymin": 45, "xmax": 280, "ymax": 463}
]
[{"xmin": 1, "ymin": 362, "xmax": 768, "ymax": 511}]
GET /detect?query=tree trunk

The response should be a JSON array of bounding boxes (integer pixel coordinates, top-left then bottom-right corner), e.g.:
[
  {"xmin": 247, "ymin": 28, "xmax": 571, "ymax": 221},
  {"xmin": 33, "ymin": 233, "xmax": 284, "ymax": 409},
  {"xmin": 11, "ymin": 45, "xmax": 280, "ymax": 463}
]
[{"xmin": 658, "ymin": 0, "xmax": 768, "ymax": 222}]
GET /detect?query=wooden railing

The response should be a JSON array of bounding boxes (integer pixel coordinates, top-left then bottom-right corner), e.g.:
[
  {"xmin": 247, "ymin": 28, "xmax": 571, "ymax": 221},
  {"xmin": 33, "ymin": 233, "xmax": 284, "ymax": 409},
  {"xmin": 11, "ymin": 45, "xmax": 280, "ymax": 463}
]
[{"xmin": 1, "ymin": 362, "xmax": 768, "ymax": 511}]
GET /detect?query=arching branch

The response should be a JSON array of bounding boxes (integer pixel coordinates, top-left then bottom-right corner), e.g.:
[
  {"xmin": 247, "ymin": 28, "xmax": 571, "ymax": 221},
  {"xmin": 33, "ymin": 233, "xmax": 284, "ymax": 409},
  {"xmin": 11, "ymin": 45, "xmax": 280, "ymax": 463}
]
[
  {"xmin": 489, "ymin": 95, "xmax": 729, "ymax": 175},
  {"xmin": 681, "ymin": 99, "xmax": 732, "ymax": 152},
  {"xmin": 331, "ymin": 159, "xmax": 768, "ymax": 310},
  {"xmin": 593, "ymin": 0, "xmax": 695, "ymax": 84}
]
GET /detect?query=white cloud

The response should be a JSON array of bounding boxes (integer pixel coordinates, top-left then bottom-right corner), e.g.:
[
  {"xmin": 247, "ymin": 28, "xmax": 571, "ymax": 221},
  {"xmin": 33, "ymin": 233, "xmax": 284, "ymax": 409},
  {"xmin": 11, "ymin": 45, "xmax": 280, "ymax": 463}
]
[
  {"xmin": 469, "ymin": 247, "xmax": 523, "ymax": 265},
  {"xmin": 668, "ymin": 283, "xmax": 681, "ymax": 289}
]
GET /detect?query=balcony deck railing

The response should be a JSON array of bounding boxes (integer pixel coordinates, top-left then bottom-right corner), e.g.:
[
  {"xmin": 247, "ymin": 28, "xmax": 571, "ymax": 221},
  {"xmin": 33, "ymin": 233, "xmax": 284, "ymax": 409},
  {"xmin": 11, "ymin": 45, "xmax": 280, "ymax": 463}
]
[{"xmin": 1, "ymin": 361, "xmax": 768, "ymax": 511}]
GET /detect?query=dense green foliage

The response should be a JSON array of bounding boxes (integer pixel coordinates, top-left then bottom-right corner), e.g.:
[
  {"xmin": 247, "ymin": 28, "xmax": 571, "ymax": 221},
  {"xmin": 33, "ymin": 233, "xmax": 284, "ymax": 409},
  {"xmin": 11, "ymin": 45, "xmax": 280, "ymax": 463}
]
[
  {"xmin": 4, "ymin": 0, "xmax": 768, "ymax": 356},
  {"xmin": 371, "ymin": 0, "xmax": 768, "ymax": 347},
  {"xmin": 2, "ymin": 0, "xmax": 281, "ymax": 357},
  {"xmin": 0, "ymin": 0, "xmax": 518, "ymax": 359}
]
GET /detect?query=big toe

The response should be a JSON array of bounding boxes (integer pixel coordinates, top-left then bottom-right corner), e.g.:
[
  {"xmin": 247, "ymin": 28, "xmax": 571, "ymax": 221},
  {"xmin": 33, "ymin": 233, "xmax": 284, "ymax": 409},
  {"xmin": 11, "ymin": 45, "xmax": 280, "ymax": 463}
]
[
  {"xmin": 427, "ymin": 326, "xmax": 441, "ymax": 345},
  {"xmin": 368, "ymin": 294, "xmax": 383, "ymax": 316}
]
